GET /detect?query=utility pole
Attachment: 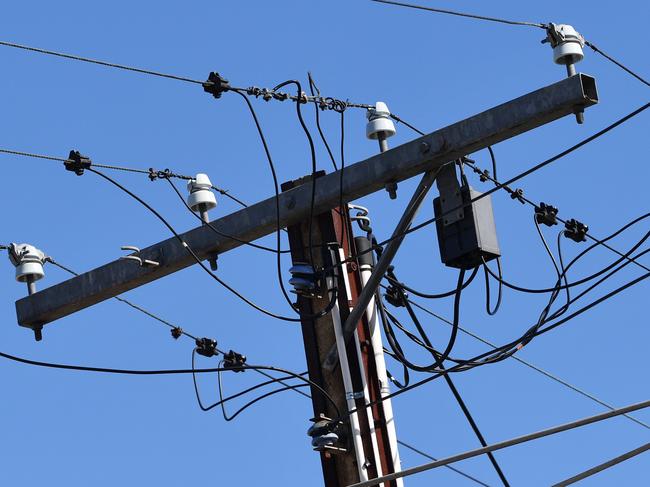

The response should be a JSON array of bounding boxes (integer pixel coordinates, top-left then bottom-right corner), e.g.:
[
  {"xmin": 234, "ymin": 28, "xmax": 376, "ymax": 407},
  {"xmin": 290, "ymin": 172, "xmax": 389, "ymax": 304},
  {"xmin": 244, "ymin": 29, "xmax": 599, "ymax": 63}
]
[
  {"xmin": 283, "ymin": 174, "xmax": 400, "ymax": 486},
  {"xmin": 11, "ymin": 74, "xmax": 599, "ymax": 486}
]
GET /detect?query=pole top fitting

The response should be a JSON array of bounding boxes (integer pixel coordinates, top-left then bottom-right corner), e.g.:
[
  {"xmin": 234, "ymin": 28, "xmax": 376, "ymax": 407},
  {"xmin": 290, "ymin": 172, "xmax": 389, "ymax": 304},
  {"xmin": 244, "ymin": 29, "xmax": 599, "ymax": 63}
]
[
  {"xmin": 544, "ymin": 23, "xmax": 585, "ymax": 66},
  {"xmin": 187, "ymin": 173, "xmax": 217, "ymax": 213},
  {"xmin": 366, "ymin": 102, "xmax": 396, "ymax": 140},
  {"xmin": 8, "ymin": 243, "xmax": 47, "ymax": 283}
]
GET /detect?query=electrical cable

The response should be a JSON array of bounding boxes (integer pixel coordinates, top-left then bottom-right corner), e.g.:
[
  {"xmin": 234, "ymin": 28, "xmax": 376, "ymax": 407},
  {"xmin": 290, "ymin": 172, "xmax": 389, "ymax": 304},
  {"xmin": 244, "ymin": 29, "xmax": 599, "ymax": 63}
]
[
  {"xmin": 87, "ymin": 167, "xmax": 339, "ymax": 322},
  {"xmin": 0, "ymin": 40, "xmax": 204, "ymax": 84},
  {"xmin": 585, "ymin": 41, "xmax": 650, "ymax": 88},
  {"xmin": 317, "ymin": 101, "xmax": 650, "ymax": 277},
  {"xmin": 482, "ymin": 257, "xmax": 503, "ymax": 315},
  {"xmin": 385, "ymin": 265, "xmax": 479, "ymax": 299},
  {"xmin": 370, "ymin": 0, "xmax": 546, "ymax": 29},
  {"xmin": 217, "ymin": 90, "xmax": 300, "ymax": 312},
  {"xmin": 308, "ymin": 72, "xmax": 338, "ymax": 171},
  {"xmin": 551, "ymin": 442, "xmax": 650, "ymax": 487},
  {"xmin": 348, "ymin": 399, "xmax": 650, "ymax": 487},
  {"xmin": 344, "ymin": 267, "xmax": 650, "ymax": 420},
  {"xmin": 165, "ymin": 176, "xmax": 290, "ymax": 254},
  {"xmin": 397, "ymin": 440, "xmax": 493, "ymax": 487},
  {"xmin": 405, "ymin": 294, "xmax": 650, "ymax": 430}
]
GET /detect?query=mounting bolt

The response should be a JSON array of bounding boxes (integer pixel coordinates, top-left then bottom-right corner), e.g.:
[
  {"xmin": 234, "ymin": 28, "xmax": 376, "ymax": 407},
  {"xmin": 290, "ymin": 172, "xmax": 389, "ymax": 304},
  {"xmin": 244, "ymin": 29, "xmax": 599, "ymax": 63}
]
[
  {"xmin": 385, "ymin": 182, "xmax": 398, "ymax": 200},
  {"xmin": 420, "ymin": 142, "xmax": 430, "ymax": 153}
]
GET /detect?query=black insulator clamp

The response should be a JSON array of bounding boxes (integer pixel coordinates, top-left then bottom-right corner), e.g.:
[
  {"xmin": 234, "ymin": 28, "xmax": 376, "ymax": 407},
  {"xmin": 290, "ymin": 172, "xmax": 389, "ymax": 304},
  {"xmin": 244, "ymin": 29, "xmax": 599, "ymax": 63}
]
[
  {"xmin": 195, "ymin": 337, "xmax": 218, "ymax": 357},
  {"xmin": 223, "ymin": 350, "xmax": 247, "ymax": 372},
  {"xmin": 564, "ymin": 219, "xmax": 589, "ymax": 242},
  {"xmin": 202, "ymin": 72, "xmax": 230, "ymax": 99},
  {"xmin": 535, "ymin": 202, "xmax": 559, "ymax": 226},
  {"xmin": 64, "ymin": 150, "xmax": 92, "ymax": 176},
  {"xmin": 384, "ymin": 285, "xmax": 407, "ymax": 308}
]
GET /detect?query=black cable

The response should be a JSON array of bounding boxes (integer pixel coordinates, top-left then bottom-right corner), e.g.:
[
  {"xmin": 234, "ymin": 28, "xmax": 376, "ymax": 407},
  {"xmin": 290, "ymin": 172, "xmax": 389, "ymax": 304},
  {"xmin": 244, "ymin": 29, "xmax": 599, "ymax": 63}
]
[
  {"xmin": 308, "ymin": 72, "xmax": 338, "ymax": 171},
  {"xmin": 482, "ymin": 258, "xmax": 503, "ymax": 315},
  {"xmin": 87, "ymin": 167, "xmax": 339, "ymax": 322},
  {"xmin": 585, "ymin": 41, "xmax": 650, "ymax": 88},
  {"xmin": 0, "ymin": 40, "xmax": 204, "ymax": 84},
  {"xmin": 231, "ymin": 89, "xmax": 297, "ymax": 312},
  {"xmin": 165, "ymin": 176, "xmax": 290, "ymax": 254},
  {"xmin": 271, "ymin": 79, "xmax": 319, "ymax": 270},
  {"xmin": 442, "ymin": 372, "xmax": 510, "ymax": 486},
  {"xmin": 385, "ymin": 265, "xmax": 478, "ymax": 299},
  {"xmin": 344, "ymin": 262, "xmax": 650, "ymax": 420},
  {"xmin": 370, "ymin": 0, "xmax": 546, "ymax": 28},
  {"xmin": 318, "ymin": 101, "xmax": 650, "ymax": 277}
]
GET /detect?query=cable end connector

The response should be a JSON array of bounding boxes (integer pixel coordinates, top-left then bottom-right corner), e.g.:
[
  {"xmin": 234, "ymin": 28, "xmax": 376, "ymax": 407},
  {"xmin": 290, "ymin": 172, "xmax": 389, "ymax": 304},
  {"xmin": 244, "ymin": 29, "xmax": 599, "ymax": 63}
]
[
  {"xmin": 223, "ymin": 349, "xmax": 247, "ymax": 372},
  {"xmin": 64, "ymin": 150, "xmax": 91, "ymax": 176},
  {"xmin": 195, "ymin": 337, "xmax": 218, "ymax": 357},
  {"xmin": 564, "ymin": 218, "xmax": 588, "ymax": 243},
  {"xmin": 535, "ymin": 202, "xmax": 559, "ymax": 226},
  {"xmin": 202, "ymin": 72, "xmax": 230, "ymax": 99}
]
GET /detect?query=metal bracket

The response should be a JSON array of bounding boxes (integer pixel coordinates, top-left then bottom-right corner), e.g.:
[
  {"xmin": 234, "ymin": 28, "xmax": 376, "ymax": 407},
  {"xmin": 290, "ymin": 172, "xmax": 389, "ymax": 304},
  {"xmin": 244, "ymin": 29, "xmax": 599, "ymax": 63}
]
[
  {"xmin": 120, "ymin": 246, "xmax": 160, "ymax": 267},
  {"xmin": 435, "ymin": 163, "xmax": 464, "ymax": 226}
]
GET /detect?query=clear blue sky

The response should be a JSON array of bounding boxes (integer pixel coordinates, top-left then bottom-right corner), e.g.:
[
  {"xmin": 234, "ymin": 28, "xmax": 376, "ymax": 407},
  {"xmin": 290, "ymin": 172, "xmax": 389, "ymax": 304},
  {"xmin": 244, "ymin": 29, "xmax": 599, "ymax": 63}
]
[{"xmin": 1, "ymin": 1, "xmax": 648, "ymax": 486}]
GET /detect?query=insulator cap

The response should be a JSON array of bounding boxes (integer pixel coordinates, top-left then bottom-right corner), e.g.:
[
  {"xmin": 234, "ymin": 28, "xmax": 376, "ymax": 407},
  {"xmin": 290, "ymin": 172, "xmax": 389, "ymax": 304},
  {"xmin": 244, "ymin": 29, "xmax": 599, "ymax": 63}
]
[
  {"xmin": 546, "ymin": 23, "xmax": 585, "ymax": 65},
  {"xmin": 8, "ymin": 243, "xmax": 46, "ymax": 283},
  {"xmin": 187, "ymin": 173, "xmax": 217, "ymax": 212},
  {"xmin": 366, "ymin": 102, "xmax": 396, "ymax": 140}
]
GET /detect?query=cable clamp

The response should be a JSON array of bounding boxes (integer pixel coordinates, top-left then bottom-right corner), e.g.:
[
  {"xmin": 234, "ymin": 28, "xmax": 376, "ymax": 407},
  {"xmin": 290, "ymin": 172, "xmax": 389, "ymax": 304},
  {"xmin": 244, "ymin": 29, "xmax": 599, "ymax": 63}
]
[
  {"xmin": 195, "ymin": 337, "xmax": 218, "ymax": 358},
  {"xmin": 384, "ymin": 283, "xmax": 407, "ymax": 308},
  {"xmin": 535, "ymin": 202, "xmax": 559, "ymax": 226},
  {"xmin": 223, "ymin": 349, "xmax": 247, "ymax": 372},
  {"xmin": 509, "ymin": 187, "xmax": 526, "ymax": 204},
  {"xmin": 563, "ymin": 218, "xmax": 588, "ymax": 243},
  {"xmin": 148, "ymin": 168, "xmax": 172, "ymax": 181},
  {"xmin": 202, "ymin": 72, "xmax": 230, "ymax": 99},
  {"xmin": 345, "ymin": 391, "xmax": 364, "ymax": 401},
  {"xmin": 64, "ymin": 150, "xmax": 92, "ymax": 176},
  {"xmin": 170, "ymin": 327, "xmax": 183, "ymax": 339}
]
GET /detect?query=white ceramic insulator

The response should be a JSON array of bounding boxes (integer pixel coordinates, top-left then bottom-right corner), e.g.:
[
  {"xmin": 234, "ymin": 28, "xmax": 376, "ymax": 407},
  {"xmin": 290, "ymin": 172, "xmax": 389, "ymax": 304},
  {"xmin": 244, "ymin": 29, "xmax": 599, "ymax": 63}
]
[
  {"xmin": 552, "ymin": 24, "xmax": 584, "ymax": 65},
  {"xmin": 187, "ymin": 173, "xmax": 217, "ymax": 212},
  {"xmin": 366, "ymin": 102, "xmax": 396, "ymax": 140},
  {"xmin": 10, "ymin": 244, "xmax": 46, "ymax": 282}
]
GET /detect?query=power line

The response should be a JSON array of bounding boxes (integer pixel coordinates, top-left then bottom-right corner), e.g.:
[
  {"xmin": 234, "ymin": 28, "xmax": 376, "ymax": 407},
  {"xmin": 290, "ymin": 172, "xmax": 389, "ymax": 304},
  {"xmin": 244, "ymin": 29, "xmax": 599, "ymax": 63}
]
[
  {"xmin": 397, "ymin": 440, "xmax": 492, "ymax": 486},
  {"xmin": 370, "ymin": 0, "xmax": 546, "ymax": 29},
  {"xmin": 406, "ymin": 296, "xmax": 650, "ymax": 430},
  {"xmin": 348, "ymin": 399, "xmax": 650, "ymax": 487},
  {"xmin": 551, "ymin": 442, "xmax": 650, "ymax": 486},
  {"xmin": 585, "ymin": 41, "xmax": 650, "ymax": 88},
  {"xmin": 0, "ymin": 40, "xmax": 204, "ymax": 84}
]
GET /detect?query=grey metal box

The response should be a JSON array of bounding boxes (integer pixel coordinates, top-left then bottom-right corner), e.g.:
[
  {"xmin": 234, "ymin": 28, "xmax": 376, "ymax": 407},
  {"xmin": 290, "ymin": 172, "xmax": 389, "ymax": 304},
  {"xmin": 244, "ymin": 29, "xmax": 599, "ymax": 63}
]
[{"xmin": 433, "ymin": 186, "xmax": 500, "ymax": 269}]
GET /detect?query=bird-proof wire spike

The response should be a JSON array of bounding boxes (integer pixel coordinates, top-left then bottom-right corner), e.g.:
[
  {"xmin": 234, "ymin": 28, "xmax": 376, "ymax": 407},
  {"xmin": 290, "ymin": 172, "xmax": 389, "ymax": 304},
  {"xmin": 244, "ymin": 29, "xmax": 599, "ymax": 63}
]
[
  {"xmin": 202, "ymin": 72, "xmax": 230, "ymax": 99},
  {"xmin": 564, "ymin": 218, "xmax": 589, "ymax": 243},
  {"xmin": 543, "ymin": 23, "xmax": 586, "ymax": 123},
  {"xmin": 187, "ymin": 173, "xmax": 217, "ymax": 224},
  {"xmin": 64, "ymin": 150, "xmax": 92, "ymax": 176}
]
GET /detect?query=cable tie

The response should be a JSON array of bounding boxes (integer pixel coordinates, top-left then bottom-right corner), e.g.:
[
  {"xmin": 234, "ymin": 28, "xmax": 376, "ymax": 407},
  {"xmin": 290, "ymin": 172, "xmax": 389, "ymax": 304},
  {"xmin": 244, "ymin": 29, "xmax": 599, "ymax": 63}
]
[
  {"xmin": 64, "ymin": 150, "xmax": 92, "ymax": 176},
  {"xmin": 564, "ymin": 218, "xmax": 589, "ymax": 243}
]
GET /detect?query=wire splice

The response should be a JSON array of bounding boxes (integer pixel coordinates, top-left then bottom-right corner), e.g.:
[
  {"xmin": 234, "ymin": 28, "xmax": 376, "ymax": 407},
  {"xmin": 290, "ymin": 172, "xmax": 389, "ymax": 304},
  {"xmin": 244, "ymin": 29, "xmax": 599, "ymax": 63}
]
[{"xmin": 64, "ymin": 150, "xmax": 92, "ymax": 176}]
